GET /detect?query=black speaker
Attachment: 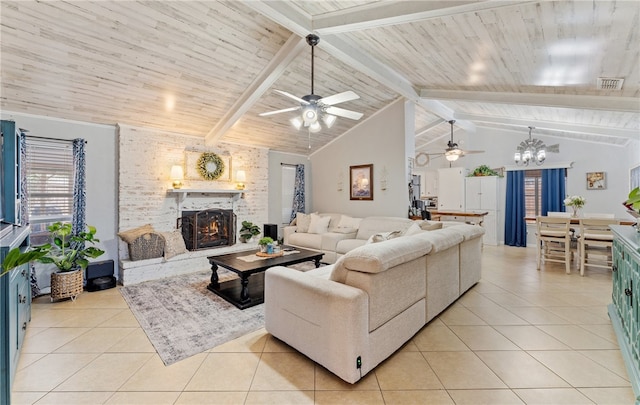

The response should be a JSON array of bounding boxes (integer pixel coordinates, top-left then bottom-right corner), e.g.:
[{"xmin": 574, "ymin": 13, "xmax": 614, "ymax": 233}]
[
  {"xmin": 264, "ymin": 223, "xmax": 278, "ymax": 240},
  {"xmin": 86, "ymin": 259, "xmax": 116, "ymax": 292}
]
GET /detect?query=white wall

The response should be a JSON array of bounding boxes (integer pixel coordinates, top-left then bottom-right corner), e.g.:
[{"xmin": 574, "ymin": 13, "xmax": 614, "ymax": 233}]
[
  {"xmin": 1, "ymin": 111, "xmax": 118, "ymax": 290},
  {"xmin": 437, "ymin": 125, "xmax": 637, "ymax": 218},
  {"xmin": 310, "ymin": 98, "xmax": 413, "ymax": 217}
]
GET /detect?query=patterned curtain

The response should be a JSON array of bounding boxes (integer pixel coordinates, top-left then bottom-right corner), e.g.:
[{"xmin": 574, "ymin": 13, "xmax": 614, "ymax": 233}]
[
  {"xmin": 289, "ymin": 164, "xmax": 305, "ymax": 222},
  {"xmin": 541, "ymin": 168, "xmax": 566, "ymax": 215},
  {"xmin": 504, "ymin": 170, "xmax": 527, "ymax": 247},
  {"xmin": 18, "ymin": 131, "xmax": 29, "ymax": 226},
  {"xmin": 19, "ymin": 131, "xmax": 39, "ymax": 296},
  {"xmin": 71, "ymin": 139, "xmax": 87, "ymax": 249}
]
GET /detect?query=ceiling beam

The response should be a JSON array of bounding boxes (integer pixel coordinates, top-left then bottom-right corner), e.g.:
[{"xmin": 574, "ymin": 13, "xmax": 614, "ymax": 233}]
[
  {"xmin": 205, "ymin": 34, "xmax": 307, "ymax": 145},
  {"xmin": 313, "ymin": 1, "xmax": 533, "ymax": 35},
  {"xmin": 475, "ymin": 121, "xmax": 631, "ymax": 147},
  {"xmin": 242, "ymin": 1, "xmax": 312, "ymax": 37},
  {"xmin": 455, "ymin": 112, "xmax": 639, "ymax": 140},
  {"xmin": 415, "ymin": 118, "xmax": 445, "ymax": 138},
  {"xmin": 244, "ymin": 1, "xmax": 474, "ymax": 132},
  {"xmin": 421, "ymin": 89, "xmax": 640, "ymax": 112}
]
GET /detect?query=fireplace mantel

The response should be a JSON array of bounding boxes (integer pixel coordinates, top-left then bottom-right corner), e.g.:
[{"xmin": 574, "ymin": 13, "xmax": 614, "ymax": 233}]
[
  {"xmin": 167, "ymin": 188, "xmax": 244, "ymax": 200},
  {"xmin": 167, "ymin": 188, "xmax": 245, "ymax": 213}
]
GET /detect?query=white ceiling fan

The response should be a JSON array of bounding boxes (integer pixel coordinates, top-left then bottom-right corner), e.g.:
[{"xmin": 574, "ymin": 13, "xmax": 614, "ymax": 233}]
[
  {"xmin": 422, "ymin": 120, "xmax": 485, "ymax": 162},
  {"xmin": 259, "ymin": 34, "xmax": 363, "ymax": 132}
]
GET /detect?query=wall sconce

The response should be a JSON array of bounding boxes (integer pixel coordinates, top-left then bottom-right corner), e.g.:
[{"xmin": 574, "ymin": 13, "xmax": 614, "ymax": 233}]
[
  {"xmin": 380, "ymin": 165, "xmax": 388, "ymax": 191},
  {"xmin": 170, "ymin": 165, "xmax": 184, "ymax": 189},
  {"xmin": 235, "ymin": 170, "xmax": 246, "ymax": 190}
]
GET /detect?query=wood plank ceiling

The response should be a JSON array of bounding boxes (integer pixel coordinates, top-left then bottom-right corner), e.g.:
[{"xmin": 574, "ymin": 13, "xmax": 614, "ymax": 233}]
[{"xmin": 1, "ymin": 1, "xmax": 638, "ymax": 156}]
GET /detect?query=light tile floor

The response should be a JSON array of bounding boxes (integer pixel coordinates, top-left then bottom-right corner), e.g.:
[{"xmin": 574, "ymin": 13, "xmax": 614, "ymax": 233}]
[{"xmin": 11, "ymin": 245, "xmax": 636, "ymax": 404}]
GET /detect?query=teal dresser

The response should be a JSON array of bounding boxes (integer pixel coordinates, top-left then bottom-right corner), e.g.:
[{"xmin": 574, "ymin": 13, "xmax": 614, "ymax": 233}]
[
  {"xmin": 1, "ymin": 225, "xmax": 31, "ymax": 405},
  {"xmin": 610, "ymin": 225, "xmax": 640, "ymax": 404}
]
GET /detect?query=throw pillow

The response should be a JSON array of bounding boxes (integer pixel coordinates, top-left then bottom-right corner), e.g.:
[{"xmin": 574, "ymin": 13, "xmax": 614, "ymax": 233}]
[
  {"xmin": 308, "ymin": 214, "xmax": 331, "ymax": 234},
  {"xmin": 296, "ymin": 212, "xmax": 312, "ymax": 233},
  {"xmin": 337, "ymin": 215, "xmax": 361, "ymax": 229},
  {"xmin": 159, "ymin": 230, "xmax": 188, "ymax": 260},
  {"xmin": 404, "ymin": 222, "xmax": 422, "ymax": 236},
  {"xmin": 366, "ymin": 230, "xmax": 404, "ymax": 244},
  {"xmin": 419, "ymin": 221, "xmax": 443, "ymax": 231},
  {"xmin": 118, "ymin": 224, "xmax": 156, "ymax": 244}
]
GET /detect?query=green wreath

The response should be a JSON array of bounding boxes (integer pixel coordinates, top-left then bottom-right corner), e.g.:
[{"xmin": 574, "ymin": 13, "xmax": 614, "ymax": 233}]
[{"xmin": 197, "ymin": 152, "xmax": 225, "ymax": 180}]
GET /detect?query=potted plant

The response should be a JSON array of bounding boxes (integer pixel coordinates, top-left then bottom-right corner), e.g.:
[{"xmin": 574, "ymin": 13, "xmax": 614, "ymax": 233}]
[
  {"xmin": 2, "ymin": 222, "xmax": 105, "ymax": 301},
  {"xmin": 624, "ymin": 187, "xmax": 640, "ymax": 231},
  {"xmin": 564, "ymin": 195, "xmax": 586, "ymax": 217},
  {"xmin": 469, "ymin": 165, "xmax": 502, "ymax": 177},
  {"xmin": 239, "ymin": 221, "xmax": 261, "ymax": 243},
  {"xmin": 258, "ymin": 236, "xmax": 274, "ymax": 253}
]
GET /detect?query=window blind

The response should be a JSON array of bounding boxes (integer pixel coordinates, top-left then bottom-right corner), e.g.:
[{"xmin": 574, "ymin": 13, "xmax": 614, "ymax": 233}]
[{"xmin": 25, "ymin": 137, "xmax": 74, "ymax": 244}]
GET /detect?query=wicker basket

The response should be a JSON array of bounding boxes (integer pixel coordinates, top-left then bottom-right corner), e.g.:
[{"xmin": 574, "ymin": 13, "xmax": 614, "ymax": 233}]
[
  {"xmin": 128, "ymin": 233, "xmax": 165, "ymax": 261},
  {"xmin": 50, "ymin": 269, "xmax": 83, "ymax": 302}
]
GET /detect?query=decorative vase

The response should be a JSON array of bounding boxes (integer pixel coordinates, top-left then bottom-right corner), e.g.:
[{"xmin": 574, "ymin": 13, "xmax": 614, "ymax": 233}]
[
  {"xmin": 571, "ymin": 206, "xmax": 579, "ymax": 218},
  {"xmin": 259, "ymin": 245, "xmax": 267, "ymax": 253},
  {"xmin": 50, "ymin": 269, "xmax": 83, "ymax": 302}
]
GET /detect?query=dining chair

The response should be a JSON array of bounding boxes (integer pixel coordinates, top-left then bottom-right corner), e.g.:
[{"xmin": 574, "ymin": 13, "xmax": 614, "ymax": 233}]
[
  {"xmin": 547, "ymin": 211, "xmax": 571, "ymax": 217},
  {"xmin": 547, "ymin": 211, "xmax": 576, "ymax": 240},
  {"xmin": 582, "ymin": 213, "xmax": 615, "ymax": 219},
  {"xmin": 577, "ymin": 218, "xmax": 620, "ymax": 276},
  {"xmin": 536, "ymin": 216, "xmax": 572, "ymax": 274}
]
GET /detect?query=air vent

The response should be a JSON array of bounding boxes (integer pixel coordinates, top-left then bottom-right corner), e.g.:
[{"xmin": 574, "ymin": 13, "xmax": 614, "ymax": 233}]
[{"xmin": 597, "ymin": 77, "xmax": 624, "ymax": 90}]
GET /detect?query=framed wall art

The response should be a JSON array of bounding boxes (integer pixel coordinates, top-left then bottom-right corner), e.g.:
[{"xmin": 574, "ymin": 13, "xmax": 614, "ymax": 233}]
[
  {"xmin": 586, "ymin": 171, "xmax": 606, "ymax": 190},
  {"xmin": 350, "ymin": 164, "xmax": 373, "ymax": 201},
  {"xmin": 630, "ymin": 164, "xmax": 640, "ymax": 189}
]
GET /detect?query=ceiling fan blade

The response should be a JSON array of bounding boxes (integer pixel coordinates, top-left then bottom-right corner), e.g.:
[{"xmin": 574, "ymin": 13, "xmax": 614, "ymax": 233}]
[
  {"xmin": 461, "ymin": 150, "xmax": 485, "ymax": 155},
  {"xmin": 547, "ymin": 144, "xmax": 560, "ymax": 153},
  {"xmin": 325, "ymin": 106, "xmax": 363, "ymax": 120},
  {"xmin": 319, "ymin": 91, "xmax": 360, "ymax": 106},
  {"xmin": 274, "ymin": 90, "xmax": 309, "ymax": 105},
  {"xmin": 258, "ymin": 106, "xmax": 300, "ymax": 117}
]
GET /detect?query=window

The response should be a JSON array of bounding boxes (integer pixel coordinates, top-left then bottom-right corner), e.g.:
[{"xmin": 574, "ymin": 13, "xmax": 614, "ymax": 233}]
[
  {"xmin": 524, "ymin": 169, "xmax": 542, "ymax": 219},
  {"xmin": 25, "ymin": 137, "xmax": 74, "ymax": 244},
  {"xmin": 281, "ymin": 165, "xmax": 296, "ymax": 224},
  {"xmin": 524, "ymin": 169, "xmax": 567, "ymax": 221}
]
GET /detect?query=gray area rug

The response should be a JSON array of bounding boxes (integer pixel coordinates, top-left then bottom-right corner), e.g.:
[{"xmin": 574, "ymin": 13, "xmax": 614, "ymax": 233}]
[{"xmin": 120, "ymin": 270, "xmax": 264, "ymax": 365}]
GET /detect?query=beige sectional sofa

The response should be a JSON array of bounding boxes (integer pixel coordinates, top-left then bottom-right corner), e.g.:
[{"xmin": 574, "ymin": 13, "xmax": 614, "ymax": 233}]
[
  {"xmin": 265, "ymin": 223, "xmax": 484, "ymax": 384},
  {"xmin": 283, "ymin": 213, "xmax": 449, "ymax": 264}
]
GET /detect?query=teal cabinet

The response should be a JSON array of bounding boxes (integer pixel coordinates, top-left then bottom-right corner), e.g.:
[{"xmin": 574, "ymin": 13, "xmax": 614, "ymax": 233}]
[
  {"xmin": 610, "ymin": 225, "xmax": 640, "ymax": 403},
  {"xmin": 1, "ymin": 226, "xmax": 31, "ymax": 405}
]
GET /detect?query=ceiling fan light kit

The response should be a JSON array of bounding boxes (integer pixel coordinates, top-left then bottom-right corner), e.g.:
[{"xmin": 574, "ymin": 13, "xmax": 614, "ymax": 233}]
[
  {"xmin": 259, "ymin": 34, "xmax": 363, "ymax": 133},
  {"xmin": 419, "ymin": 120, "xmax": 484, "ymax": 164},
  {"xmin": 514, "ymin": 126, "xmax": 547, "ymax": 166}
]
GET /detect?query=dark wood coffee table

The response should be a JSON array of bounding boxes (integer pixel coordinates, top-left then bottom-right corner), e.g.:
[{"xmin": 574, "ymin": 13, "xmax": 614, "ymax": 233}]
[{"xmin": 207, "ymin": 247, "xmax": 323, "ymax": 309}]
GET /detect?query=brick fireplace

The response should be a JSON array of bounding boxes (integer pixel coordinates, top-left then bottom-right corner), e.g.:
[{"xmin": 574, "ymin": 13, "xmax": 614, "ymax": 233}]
[{"xmin": 178, "ymin": 209, "xmax": 236, "ymax": 250}]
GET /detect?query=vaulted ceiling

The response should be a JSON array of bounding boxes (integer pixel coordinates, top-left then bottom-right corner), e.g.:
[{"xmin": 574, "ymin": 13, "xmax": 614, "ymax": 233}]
[{"xmin": 1, "ymin": 1, "xmax": 638, "ymax": 156}]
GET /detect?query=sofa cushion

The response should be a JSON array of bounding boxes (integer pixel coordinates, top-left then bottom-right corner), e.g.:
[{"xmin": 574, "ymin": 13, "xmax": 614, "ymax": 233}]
[
  {"xmin": 411, "ymin": 228, "xmax": 464, "ymax": 253},
  {"xmin": 295, "ymin": 212, "xmax": 313, "ymax": 233},
  {"xmin": 328, "ymin": 256, "xmax": 349, "ymax": 283},
  {"xmin": 342, "ymin": 236, "xmax": 432, "ymax": 274},
  {"xmin": 288, "ymin": 232, "xmax": 322, "ymax": 250},
  {"xmin": 355, "ymin": 216, "xmax": 414, "ymax": 240},
  {"xmin": 335, "ymin": 239, "xmax": 367, "ymax": 255},
  {"xmin": 455, "ymin": 224, "xmax": 486, "ymax": 240},
  {"xmin": 322, "ymin": 232, "xmax": 356, "ymax": 252},
  {"xmin": 308, "ymin": 214, "xmax": 331, "ymax": 234}
]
